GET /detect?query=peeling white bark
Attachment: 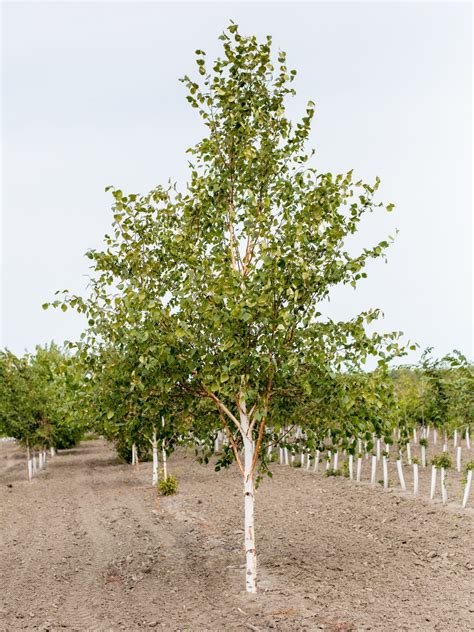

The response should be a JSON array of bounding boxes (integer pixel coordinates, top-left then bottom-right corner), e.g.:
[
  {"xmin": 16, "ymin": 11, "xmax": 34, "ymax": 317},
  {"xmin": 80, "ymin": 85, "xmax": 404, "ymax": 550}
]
[{"xmin": 240, "ymin": 403, "xmax": 256, "ymax": 594}]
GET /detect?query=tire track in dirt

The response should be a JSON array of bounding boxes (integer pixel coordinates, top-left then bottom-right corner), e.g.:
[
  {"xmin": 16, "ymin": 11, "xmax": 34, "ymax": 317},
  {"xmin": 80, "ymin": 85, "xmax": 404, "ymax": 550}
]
[{"xmin": 1, "ymin": 440, "xmax": 473, "ymax": 631}]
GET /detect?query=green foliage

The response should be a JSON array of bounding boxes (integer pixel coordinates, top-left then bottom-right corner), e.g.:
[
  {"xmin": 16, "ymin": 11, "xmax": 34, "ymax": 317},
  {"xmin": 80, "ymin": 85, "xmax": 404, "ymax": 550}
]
[
  {"xmin": 432, "ymin": 453, "xmax": 452, "ymax": 470},
  {"xmin": 158, "ymin": 475, "xmax": 179, "ymax": 496},
  {"xmin": 48, "ymin": 22, "xmax": 411, "ymax": 477},
  {"xmin": 325, "ymin": 468, "xmax": 341, "ymax": 477},
  {"xmin": 0, "ymin": 344, "xmax": 85, "ymax": 450}
]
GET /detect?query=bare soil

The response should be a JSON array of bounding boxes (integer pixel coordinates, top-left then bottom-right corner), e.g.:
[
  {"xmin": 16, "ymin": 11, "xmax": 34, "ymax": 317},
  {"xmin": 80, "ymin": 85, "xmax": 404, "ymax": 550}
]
[{"xmin": 0, "ymin": 439, "xmax": 473, "ymax": 631}]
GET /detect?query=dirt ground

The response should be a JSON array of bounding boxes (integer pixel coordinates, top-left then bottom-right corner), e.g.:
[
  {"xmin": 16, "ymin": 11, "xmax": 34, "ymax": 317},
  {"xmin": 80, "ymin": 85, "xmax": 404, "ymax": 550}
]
[{"xmin": 0, "ymin": 439, "xmax": 473, "ymax": 632}]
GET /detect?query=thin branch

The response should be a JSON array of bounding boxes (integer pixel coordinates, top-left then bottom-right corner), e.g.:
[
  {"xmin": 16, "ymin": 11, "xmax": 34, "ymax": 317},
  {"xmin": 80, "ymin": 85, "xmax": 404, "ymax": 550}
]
[{"xmin": 220, "ymin": 414, "xmax": 244, "ymax": 476}]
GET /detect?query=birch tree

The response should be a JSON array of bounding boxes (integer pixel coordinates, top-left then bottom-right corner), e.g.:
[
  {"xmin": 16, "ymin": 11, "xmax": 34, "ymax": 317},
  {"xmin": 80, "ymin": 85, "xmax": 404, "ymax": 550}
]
[{"xmin": 52, "ymin": 23, "xmax": 407, "ymax": 592}]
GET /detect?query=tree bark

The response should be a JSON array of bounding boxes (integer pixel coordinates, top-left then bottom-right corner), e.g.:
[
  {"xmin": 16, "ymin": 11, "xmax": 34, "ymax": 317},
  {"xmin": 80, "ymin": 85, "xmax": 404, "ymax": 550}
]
[
  {"xmin": 239, "ymin": 399, "xmax": 257, "ymax": 593},
  {"xmin": 152, "ymin": 428, "xmax": 159, "ymax": 486}
]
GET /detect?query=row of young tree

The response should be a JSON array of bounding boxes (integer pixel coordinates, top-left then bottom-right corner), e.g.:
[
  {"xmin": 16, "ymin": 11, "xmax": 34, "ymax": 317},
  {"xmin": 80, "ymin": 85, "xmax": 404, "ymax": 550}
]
[
  {"xmin": 0, "ymin": 344, "xmax": 85, "ymax": 478},
  {"xmin": 6, "ymin": 23, "xmax": 470, "ymax": 592}
]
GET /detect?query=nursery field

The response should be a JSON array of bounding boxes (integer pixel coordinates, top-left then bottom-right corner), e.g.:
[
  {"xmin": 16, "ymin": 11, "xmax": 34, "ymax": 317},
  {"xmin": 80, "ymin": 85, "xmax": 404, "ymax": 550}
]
[{"xmin": 1, "ymin": 439, "xmax": 473, "ymax": 632}]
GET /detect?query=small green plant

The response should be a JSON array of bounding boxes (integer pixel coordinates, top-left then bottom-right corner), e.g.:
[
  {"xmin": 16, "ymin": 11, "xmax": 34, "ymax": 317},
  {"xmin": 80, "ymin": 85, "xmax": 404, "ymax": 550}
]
[
  {"xmin": 462, "ymin": 460, "xmax": 474, "ymax": 484},
  {"xmin": 158, "ymin": 474, "xmax": 179, "ymax": 496},
  {"xmin": 412, "ymin": 456, "xmax": 420, "ymax": 465},
  {"xmin": 432, "ymin": 453, "xmax": 452, "ymax": 470},
  {"xmin": 419, "ymin": 438, "xmax": 428, "ymax": 448},
  {"xmin": 325, "ymin": 468, "xmax": 341, "ymax": 477},
  {"xmin": 291, "ymin": 460, "xmax": 302, "ymax": 468},
  {"xmin": 342, "ymin": 460, "xmax": 350, "ymax": 478}
]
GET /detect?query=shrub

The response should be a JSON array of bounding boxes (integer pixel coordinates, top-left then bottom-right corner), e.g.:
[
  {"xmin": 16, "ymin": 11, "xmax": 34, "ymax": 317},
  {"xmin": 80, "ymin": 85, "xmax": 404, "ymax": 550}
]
[
  {"xmin": 432, "ymin": 453, "xmax": 452, "ymax": 470},
  {"xmin": 325, "ymin": 468, "xmax": 341, "ymax": 477},
  {"xmin": 158, "ymin": 475, "xmax": 178, "ymax": 496}
]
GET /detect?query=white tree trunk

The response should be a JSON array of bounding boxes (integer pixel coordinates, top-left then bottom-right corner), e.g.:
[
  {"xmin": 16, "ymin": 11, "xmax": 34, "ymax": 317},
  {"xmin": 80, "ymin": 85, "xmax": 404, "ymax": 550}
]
[
  {"xmin": 50, "ymin": 446, "xmax": 55, "ymax": 457},
  {"xmin": 370, "ymin": 455, "xmax": 377, "ymax": 485},
  {"xmin": 396, "ymin": 459, "xmax": 406, "ymax": 491},
  {"xmin": 465, "ymin": 428, "xmax": 471, "ymax": 450},
  {"xmin": 433, "ymin": 429, "xmax": 437, "ymax": 446},
  {"xmin": 430, "ymin": 466, "xmax": 437, "ymax": 500},
  {"xmin": 333, "ymin": 451, "xmax": 338, "ymax": 471},
  {"xmin": 313, "ymin": 450, "xmax": 320, "ymax": 472},
  {"xmin": 454, "ymin": 428, "xmax": 458, "ymax": 448},
  {"xmin": 382, "ymin": 456, "xmax": 389, "ymax": 489},
  {"xmin": 456, "ymin": 446, "xmax": 462, "ymax": 472},
  {"xmin": 413, "ymin": 428, "xmax": 417, "ymax": 444},
  {"xmin": 348, "ymin": 454, "xmax": 353, "ymax": 480},
  {"xmin": 240, "ymin": 404, "xmax": 257, "ymax": 594},
  {"xmin": 131, "ymin": 443, "xmax": 136, "ymax": 466},
  {"xmin": 406, "ymin": 442, "xmax": 412, "ymax": 465},
  {"xmin": 421, "ymin": 445, "xmax": 426, "ymax": 468},
  {"xmin": 162, "ymin": 444, "xmax": 168, "ymax": 480},
  {"xmin": 413, "ymin": 463, "xmax": 419, "ymax": 496},
  {"xmin": 462, "ymin": 470, "xmax": 472, "ymax": 509},
  {"xmin": 376, "ymin": 438, "xmax": 381, "ymax": 461},
  {"xmin": 440, "ymin": 468, "xmax": 448, "ymax": 504},
  {"xmin": 32, "ymin": 452, "xmax": 37, "ymax": 473},
  {"xmin": 161, "ymin": 417, "xmax": 167, "ymax": 480},
  {"xmin": 152, "ymin": 429, "xmax": 159, "ymax": 486},
  {"xmin": 26, "ymin": 445, "xmax": 32, "ymax": 481},
  {"xmin": 356, "ymin": 457, "xmax": 362, "ymax": 482}
]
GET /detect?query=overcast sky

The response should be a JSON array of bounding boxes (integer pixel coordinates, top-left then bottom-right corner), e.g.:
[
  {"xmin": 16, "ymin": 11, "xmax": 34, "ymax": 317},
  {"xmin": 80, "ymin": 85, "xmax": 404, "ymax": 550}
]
[{"xmin": 2, "ymin": 1, "xmax": 472, "ymax": 363}]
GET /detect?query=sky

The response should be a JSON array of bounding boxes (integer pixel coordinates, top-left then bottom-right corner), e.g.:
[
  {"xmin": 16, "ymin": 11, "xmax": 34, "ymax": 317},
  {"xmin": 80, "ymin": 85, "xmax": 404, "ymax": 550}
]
[{"xmin": 1, "ymin": 1, "xmax": 472, "ymax": 363}]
